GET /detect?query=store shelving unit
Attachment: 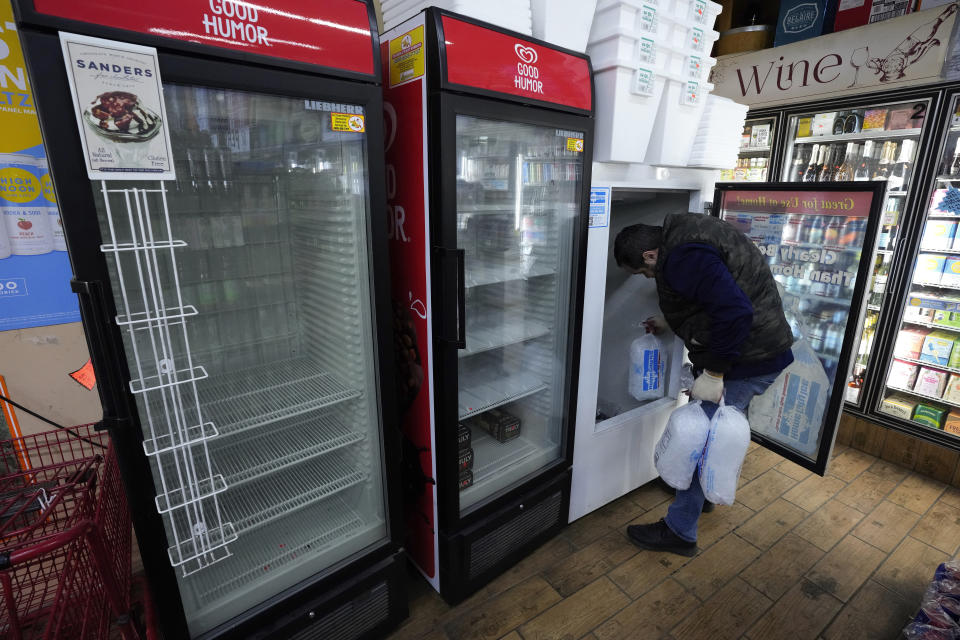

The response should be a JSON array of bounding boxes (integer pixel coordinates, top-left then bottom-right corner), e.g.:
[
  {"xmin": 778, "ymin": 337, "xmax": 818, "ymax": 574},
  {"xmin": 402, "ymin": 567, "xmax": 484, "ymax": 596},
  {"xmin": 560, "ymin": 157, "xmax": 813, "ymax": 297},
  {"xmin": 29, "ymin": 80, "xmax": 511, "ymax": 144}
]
[{"xmin": 778, "ymin": 98, "xmax": 930, "ymax": 406}]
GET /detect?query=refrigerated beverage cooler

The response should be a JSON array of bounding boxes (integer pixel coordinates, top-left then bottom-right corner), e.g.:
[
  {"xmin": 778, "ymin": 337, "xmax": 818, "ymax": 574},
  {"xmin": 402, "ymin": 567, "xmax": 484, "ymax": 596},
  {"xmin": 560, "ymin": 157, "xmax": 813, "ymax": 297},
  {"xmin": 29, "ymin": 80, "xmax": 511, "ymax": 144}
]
[
  {"xmin": 381, "ymin": 10, "xmax": 592, "ymax": 603},
  {"xmin": 14, "ymin": 1, "xmax": 406, "ymax": 638}
]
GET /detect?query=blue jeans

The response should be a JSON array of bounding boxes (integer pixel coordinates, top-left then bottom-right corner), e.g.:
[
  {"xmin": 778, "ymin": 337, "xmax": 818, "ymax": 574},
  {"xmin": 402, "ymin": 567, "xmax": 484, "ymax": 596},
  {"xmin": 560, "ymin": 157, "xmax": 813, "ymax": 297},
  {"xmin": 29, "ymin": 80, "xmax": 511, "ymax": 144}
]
[{"xmin": 664, "ymin": 372, "xmax": 781, "ymax": 543}]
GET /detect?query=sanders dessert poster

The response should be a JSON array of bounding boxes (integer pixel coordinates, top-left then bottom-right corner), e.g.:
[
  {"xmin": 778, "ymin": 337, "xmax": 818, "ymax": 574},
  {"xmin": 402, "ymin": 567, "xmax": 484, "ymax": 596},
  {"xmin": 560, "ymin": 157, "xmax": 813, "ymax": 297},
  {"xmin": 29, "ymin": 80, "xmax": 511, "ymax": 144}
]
[{"xmin": 59, "ymin": 33, "xmax": 175, "ymax": 180}]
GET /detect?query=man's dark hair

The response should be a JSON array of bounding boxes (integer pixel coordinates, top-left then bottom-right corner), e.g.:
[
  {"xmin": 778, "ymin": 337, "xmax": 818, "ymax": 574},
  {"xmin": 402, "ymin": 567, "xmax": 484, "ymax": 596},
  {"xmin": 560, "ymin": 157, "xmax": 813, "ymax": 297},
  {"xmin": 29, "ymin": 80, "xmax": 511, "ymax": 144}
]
[{"xmin": 613, "ymin": 223, "xmax": 663, "ymax": 269}]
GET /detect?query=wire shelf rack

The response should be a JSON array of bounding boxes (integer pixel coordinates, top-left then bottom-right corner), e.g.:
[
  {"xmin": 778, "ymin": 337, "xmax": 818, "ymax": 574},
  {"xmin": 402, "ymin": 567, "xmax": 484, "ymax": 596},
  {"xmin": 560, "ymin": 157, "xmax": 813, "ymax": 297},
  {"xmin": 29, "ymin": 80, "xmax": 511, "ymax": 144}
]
[
  {"xmin": 460, "ymin": 309, "xmax": 550, "ymax": 358},
  {"xmin": 209, "ymin": 412, "xmax": 366, "ymax": 488},
  {"xmin": 219, "ymin": 453, "xmax": 366, "ymax": 536},
  {"xmin": 197, "ymin": 358, "xmax": 361, "ymax": 437},
  {"xmin": 188, "ymin": 496, "xmax": 376, "ymax": 606},
  {"xmin": 458, "ymin": 364, "xmax": 548, "ymax": 420}
]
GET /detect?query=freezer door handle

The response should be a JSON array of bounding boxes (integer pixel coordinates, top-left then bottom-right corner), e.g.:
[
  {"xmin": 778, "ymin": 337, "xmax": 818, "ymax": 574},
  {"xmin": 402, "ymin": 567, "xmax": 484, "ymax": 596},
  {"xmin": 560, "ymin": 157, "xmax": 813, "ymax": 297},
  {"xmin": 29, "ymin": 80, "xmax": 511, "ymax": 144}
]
[
  {"xmin": 435, "ymin": 247, "xmax": 466, "ymax": 349},
  {"xmin": 455, "ymin": 248, "xmax": 466, "ymax": 349},
  {"xmin": 71, "ymin": 278, "xmax": 132, "ymax": 427}
]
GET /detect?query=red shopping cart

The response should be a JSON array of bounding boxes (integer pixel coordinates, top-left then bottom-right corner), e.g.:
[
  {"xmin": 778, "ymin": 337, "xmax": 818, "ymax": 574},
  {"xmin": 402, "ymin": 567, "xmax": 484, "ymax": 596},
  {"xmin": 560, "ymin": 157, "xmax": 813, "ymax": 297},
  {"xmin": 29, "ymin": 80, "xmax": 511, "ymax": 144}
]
[{"xmin": 0, "ymin": 424, "xmax": 146, "ymax": 640}]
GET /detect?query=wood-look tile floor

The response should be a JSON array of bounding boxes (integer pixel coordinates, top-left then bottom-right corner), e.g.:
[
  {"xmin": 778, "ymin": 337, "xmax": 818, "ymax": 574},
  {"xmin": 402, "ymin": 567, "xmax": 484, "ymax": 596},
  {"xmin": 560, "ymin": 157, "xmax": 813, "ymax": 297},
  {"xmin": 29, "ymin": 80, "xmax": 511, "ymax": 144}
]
[{"xmin": 386, "ymin": 443, "xmax": 956, "ymax": 640}]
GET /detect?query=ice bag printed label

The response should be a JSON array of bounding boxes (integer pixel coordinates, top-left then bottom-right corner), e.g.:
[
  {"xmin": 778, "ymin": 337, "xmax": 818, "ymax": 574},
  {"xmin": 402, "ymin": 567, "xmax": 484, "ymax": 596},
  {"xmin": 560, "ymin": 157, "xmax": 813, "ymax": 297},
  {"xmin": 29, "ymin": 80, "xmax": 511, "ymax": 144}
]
[
  {"xmin": 634, "ymin": 67, "xmax": 655, "ymax": 96},
  {"xmin": 690, "ymin": 27, "xmax": 705, "ymax": 51},
  {"xmin": 640, "ymin": 348, "xmax": 661, "ymax": 391},
  {"xmin": 640, "ymin": 5, "xmax": 657, "ymax": 32},
  {"xmin": 687, "ymin": 56, "xmax": 703, "ymax": 80},
  {"xmin": 684, "ymin": 80, "xmax": 701, "ymax": 105},
  {"xmin": 692, "ymin": 0, "xmax": 707, "ymax": 24},
  {"xmin": 639, "ymin": 37, "xmax": 656, "ymax": 64}
]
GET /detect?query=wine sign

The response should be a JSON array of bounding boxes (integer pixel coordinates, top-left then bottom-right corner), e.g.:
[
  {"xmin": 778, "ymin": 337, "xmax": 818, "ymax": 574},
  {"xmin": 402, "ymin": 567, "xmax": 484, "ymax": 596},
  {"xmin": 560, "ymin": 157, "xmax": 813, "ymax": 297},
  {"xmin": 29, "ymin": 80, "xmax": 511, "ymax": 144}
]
[{"xmin": 711, "ymin": 3, "xmax": 959, "ymax": 108}]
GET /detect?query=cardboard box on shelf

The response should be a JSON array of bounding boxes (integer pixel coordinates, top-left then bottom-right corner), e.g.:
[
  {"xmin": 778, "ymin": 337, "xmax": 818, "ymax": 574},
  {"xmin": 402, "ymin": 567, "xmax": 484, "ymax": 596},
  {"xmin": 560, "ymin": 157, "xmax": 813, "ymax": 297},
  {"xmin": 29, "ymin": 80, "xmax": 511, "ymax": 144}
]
[
  {"xmin": 862, "ymin": 108, "xmax": 889, "ymax": 131},
  {"xmin": 915, "ymin": 253, "xmax": 947, "ymax": 284},
  {"xmin": 812, "ymin": 112, "xmax": 837, "ymax": 136},
  {"xmin": 943, "ymin": 257, "xmax": 960, "ymax": 288},
  {"xmin": 457, "ymin": 423, "xmax": 471, "ymax": 451},
  {"xmin": 913, "ymin": 403, "xmax": 949, "ymax": 429},
  {"xmin": 895, "ymin": 328, "xmax": 931, "ymax": 360},
  {"xmin": 458, "ymin": 447, "xmax": 474, "ymax": 472},
  {"xmin": 921, "ymin": 220, "xmax": 959, "ymax": 251},
  {"xmin": 944, "ymin": 411, "xmax": 960, "ymax": 435},
  {"xmin": 833, "ymin": 0, "xmax": 912, "ymax": 33},
  {"xmin": 920, "ymin": 330, "xmax": 958, "ymax": 366},
  {"xmin": 889, "ymin": 359, "xmax": 921, "ymax": 390},
  {"xmin": 774, "ymin": 0, "xmax": 838, "ymax": 47},
  {"xmin": 882, "ymin": 393, "xmax": 919, "ymax": 420},
  {"xmin": 944, "ymin": 375, "xmax": 960, "ymax": 404},
  {"xmin": 915, "ymin": 366, "xmax": 949, "ymax": 397},
  {"xmin": 458, "ymin": 468, "xmax": 473, "ymax": 491},
  {"xmin": 467, "ymin": 407, "xmax": 521, "ymax": 443}
]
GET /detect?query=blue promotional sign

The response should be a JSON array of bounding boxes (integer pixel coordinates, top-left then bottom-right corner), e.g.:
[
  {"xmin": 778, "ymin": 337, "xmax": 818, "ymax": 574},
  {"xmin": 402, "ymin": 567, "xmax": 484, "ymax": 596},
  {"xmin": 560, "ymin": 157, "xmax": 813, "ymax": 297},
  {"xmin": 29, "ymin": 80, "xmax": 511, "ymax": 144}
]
[
  {"xmin": 0, "ymin": 7, "xmax": 80, "ymax": 331},
  {"xmin": 589, "ymin": 186, "xmax": 611, "ymax": 228}
]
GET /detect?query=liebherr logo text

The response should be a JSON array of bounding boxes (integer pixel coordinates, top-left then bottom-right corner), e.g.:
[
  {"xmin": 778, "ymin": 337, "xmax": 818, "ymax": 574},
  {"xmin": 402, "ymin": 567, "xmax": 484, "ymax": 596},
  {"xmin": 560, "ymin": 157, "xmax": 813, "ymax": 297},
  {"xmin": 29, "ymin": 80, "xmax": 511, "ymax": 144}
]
[
  {"xmin": 304, "ymin": 101, "xmax": 364, "ymax": 115},
  {"xmin": 513, "ymin": 44, "xmax": 543, "ymax": 94}
]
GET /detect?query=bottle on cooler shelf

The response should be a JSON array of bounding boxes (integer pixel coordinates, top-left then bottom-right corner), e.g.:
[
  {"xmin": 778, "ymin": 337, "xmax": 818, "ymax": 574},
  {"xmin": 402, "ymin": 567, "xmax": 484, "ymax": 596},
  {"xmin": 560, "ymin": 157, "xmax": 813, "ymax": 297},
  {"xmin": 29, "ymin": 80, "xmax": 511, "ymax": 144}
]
[
  {"xmin": 855, "ymin": 141, "xmax": 876, "ymax": 180},
  {"xmin": 802, "ymin": 144, "xmax": 822, "ymax": 182},
  {"xmin": 818, "ymin": 145, "xmax": 837, "ymax": 182},
  {"xmin": 887, "ymin": 139, "xmax": 916, "ymax": 191},
  {"xmin": 873, "ymin": 141, "xmax": 896, "ymax": 180},
  {"xmin": 949, "ymin": 137, "xmax": 960, "ymax": 176},
  {"xmin": 0, "ymin": 153, "xmax": 53, "ymax": 255},
  {"xmin": 834, "ymin": 143, "xmax": 857, "ymax": 181},
  {"xmin": 792, "ymin": 146, "xmax": 811, "ymax": 182}
]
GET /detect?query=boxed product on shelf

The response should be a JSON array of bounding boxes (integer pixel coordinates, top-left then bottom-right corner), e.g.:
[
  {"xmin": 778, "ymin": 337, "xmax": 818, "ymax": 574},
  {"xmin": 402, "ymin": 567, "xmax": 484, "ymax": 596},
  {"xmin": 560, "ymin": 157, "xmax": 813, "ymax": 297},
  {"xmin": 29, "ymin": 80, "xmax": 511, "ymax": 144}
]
[
  {"xmin": 950, "ymin": 342, "xmax": 960, "ymax": 369},
  {"xmin": 943, "ymin": 258, "xmax": 960, "ymax": 288},
  {"xmin": 895, "ymin": 328, "xmax": 930, "ymax": 360},
  {"xmin": 812, "ymin": 112, "xmax": 837, "ymax": 136},
  {"xmin": 833, "ymin": 0, "xmax": 912, "ymax": 33},
  {"xmin": 750, "ymin": 123, "xmax": 770, "ymax": 148},
  {"xmin": 889, "ymin": 359, "xmax": 920, "ymax": 389},
  {"xmin": 942, "ymin": 312, "xmax": 960, "ymax": 328},
  {"xmin": 458, "ymin": 447, "xmax": 474, "ymax": 471},
  {"xmin": 905, "ymin": 305, "xmax": 936, "ymax": 323},
  {"xmin": 913, "ymin": 403, "xmax": 948, "ymax": 429},
  {"xmin": 921, "ymin": 220, "xmax": 959, "ymax": 251},
  {"xmin": 458, "ymin": 423, "xmax": 472, "ymax": 451},
  {"xmin": 944, "ymin": 375, "xmax": 960, "ymax": 404},
  {"xmin": 458, "ymin": 468, "xmax": 473, "ymax": 491},
  {"xmin": 882, "ymin": 393, "xmax": 919, "ymax": 420},
  {"xmin": 468, "ymin": 407, "xmax": 521, "ymax": 442},
  {"xmin": 920, "ymin": 330, "xmax": 958, "ymax": 366},
  {"xmin": 945, "ymin": 411, "xmax": 960, "ymax": 436},
  {"xmin": 862, "ymin": 108, "xmax": 889, "ymax": 131},
  {"xmin": 887, "ymin": 104, "xmax": 921, "ymax": 130},
  {"xmin": 774, "ymin": 0, "xmax": 838, "ymax": 47},
  {"xmin": 915, "ymin": 253, "xmax": 947, "ymax": 284},
  {"xmin": 796, "ymin": 117, "xmax": 812, "ymax": 137},
  {"xmin": 915, "ymin": 366, "xmax": 949, "ymax": 397},
  {"xmin": 930, "ymin": 189, "xmax": 951, "ymax": 215}
]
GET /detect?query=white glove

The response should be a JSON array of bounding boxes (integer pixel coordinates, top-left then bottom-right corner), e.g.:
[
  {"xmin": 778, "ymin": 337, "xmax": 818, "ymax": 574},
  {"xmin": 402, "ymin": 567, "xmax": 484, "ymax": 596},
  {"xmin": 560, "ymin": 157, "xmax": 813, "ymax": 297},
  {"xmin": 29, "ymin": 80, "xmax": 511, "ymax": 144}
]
[{"xmin": 691, "ymin": 370, "xmax": 724, "ymax": 403}]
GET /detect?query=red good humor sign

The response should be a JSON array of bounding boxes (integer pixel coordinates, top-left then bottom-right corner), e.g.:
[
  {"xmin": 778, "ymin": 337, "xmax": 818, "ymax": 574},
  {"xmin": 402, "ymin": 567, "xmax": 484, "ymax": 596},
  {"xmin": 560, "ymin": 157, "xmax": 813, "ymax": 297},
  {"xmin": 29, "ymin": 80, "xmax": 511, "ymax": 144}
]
[{"xmin": 723, "ymin": 190, "xmax": 874, "ymax": 217}]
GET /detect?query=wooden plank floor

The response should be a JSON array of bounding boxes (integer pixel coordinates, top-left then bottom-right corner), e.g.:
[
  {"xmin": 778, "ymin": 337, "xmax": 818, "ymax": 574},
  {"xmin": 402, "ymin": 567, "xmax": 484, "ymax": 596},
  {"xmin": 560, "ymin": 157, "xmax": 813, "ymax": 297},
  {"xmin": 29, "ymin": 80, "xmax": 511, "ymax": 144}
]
[{"xmin": 387, "ymin": 443, "xmax": 955, "ymax": 640}]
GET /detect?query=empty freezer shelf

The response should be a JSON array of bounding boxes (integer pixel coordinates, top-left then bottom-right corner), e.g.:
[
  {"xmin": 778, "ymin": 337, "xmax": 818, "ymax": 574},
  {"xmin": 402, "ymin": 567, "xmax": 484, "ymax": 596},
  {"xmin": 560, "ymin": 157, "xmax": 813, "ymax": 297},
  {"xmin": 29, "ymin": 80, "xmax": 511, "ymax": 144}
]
[
  {"xmin": 187, "ymin": 495, "xmax": 378, "ymax": 606},
  {"xmin": 458, "ymin": 365, "xmax": 548, "ymax": 420},
  {"xmin": 220, "ymin": 453, "xmax": 366, "ymax": 536},
  {"xmin": 465, "ymin": 260, "xmax": 556, "ymax": 288},
  {"xmin": 210, "ymin": 413, "xmax": 366, "ymax": 487},
  {"xmin": 197, "ymin": 358, "xmax": 361, "ymax": 437},
  {"xmin": 460, "ymin": 312, "xmax": 550, "ymax": 358}
]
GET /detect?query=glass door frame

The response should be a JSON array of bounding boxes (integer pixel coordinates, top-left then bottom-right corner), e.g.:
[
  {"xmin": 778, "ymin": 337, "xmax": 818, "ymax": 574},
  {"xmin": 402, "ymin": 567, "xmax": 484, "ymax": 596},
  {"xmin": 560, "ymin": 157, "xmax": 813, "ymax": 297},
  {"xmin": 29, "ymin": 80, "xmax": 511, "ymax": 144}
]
[
  {"xmin": 431, "ymin": 91, "xmax": 592, "ymax": 530},
  {"xmin": 712, "ymin": 182, "xmax": 886, "ymax": 475},
  {"xmin": 23, "ymin": 31, "xmax": 404, "ymax": 639}
]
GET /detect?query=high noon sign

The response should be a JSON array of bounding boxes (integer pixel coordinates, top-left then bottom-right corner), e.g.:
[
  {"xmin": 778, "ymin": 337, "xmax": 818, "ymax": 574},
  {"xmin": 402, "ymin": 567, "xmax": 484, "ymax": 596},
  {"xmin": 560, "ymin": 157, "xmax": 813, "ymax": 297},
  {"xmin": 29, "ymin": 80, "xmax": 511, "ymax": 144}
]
[{"xmin": 710, "ymin": 3, "xmax": 960, "ymax": 108}]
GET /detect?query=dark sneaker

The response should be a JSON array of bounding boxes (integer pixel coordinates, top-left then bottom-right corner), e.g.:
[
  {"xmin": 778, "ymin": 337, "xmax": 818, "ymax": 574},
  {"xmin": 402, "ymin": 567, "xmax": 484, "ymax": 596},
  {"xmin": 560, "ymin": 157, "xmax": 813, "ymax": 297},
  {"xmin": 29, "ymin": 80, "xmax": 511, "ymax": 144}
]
[
  {"xmin": 702, "ymin": 501, "xmax": 716, "ymax": 513},
  {"xmin": 626, "ymin": 519, "xmax": 698, "ymax": 556}
]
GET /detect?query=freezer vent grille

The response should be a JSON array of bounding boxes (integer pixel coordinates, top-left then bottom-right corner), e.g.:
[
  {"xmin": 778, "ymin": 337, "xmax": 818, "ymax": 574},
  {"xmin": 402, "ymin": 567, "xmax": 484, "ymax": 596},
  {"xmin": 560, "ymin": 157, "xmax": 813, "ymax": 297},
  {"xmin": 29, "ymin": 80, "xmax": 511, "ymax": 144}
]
[
  {"xmin": 467, "ymin": 490, "xmax": 562, "ymax": 580},
  {"xmin": 286, "ymin": 581, "xmax": 390, "ymax": 640}
]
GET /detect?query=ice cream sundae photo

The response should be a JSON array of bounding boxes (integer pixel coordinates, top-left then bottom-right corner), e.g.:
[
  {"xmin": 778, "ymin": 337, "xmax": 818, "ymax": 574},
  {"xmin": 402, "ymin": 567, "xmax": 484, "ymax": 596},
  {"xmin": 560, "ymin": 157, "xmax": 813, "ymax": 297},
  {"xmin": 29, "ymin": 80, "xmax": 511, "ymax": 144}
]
[{"xmin": 84, "ymin": 91, "xmax": 162, "ymax": 142}]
